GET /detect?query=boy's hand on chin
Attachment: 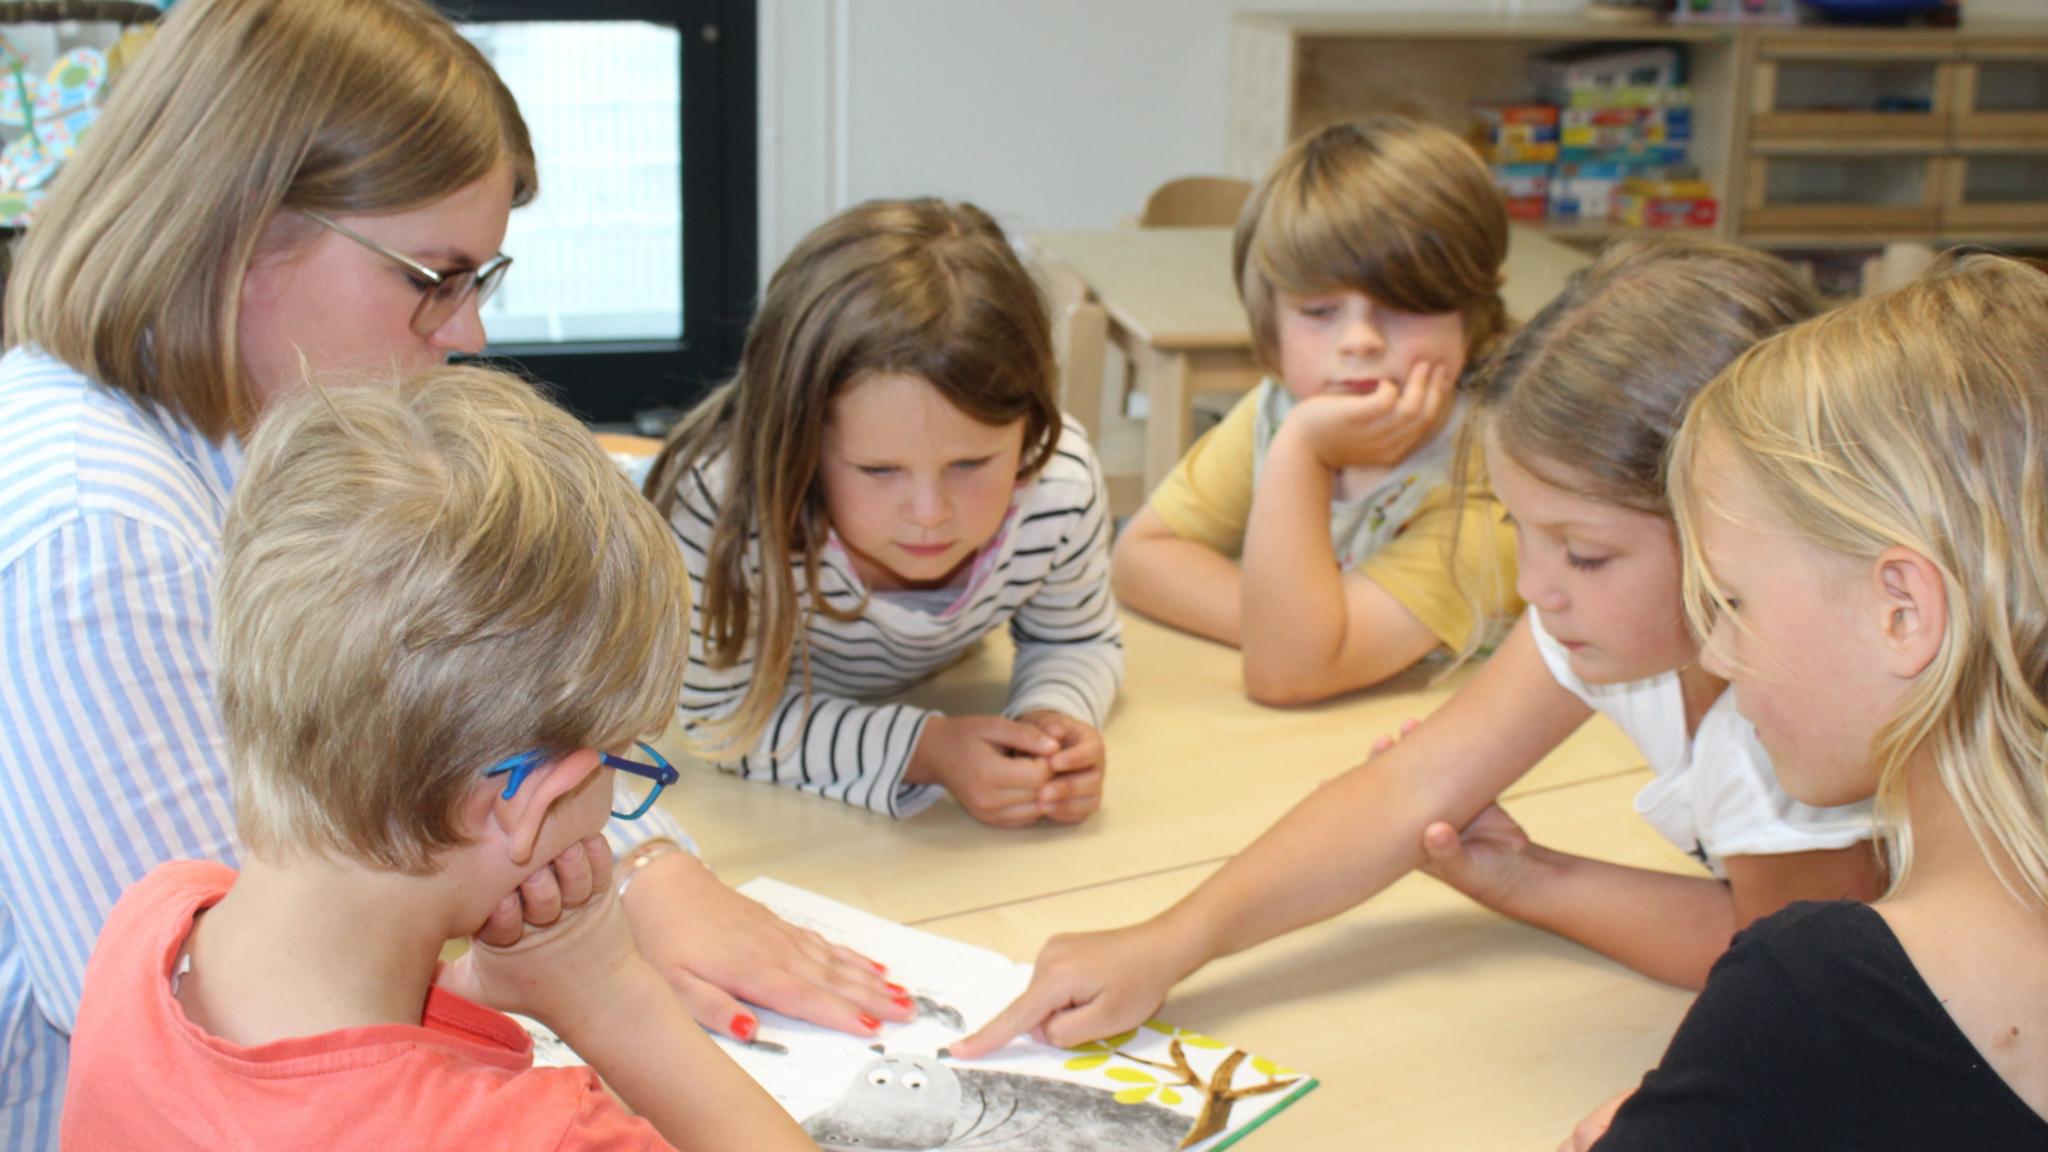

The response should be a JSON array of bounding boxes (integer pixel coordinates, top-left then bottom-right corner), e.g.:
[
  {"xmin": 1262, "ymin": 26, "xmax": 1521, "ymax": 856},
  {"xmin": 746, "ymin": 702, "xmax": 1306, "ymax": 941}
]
[
  {"xmin": 1289, "ymin": 359, "xmax": 1454, "ymax": 471},
  {"xmin": 442, "ymin": 835, "xmax": 644, "ymax": 1024},
  {"xmin": 473, "ymin": 833, "xmax": 608, "ymax": 947}
]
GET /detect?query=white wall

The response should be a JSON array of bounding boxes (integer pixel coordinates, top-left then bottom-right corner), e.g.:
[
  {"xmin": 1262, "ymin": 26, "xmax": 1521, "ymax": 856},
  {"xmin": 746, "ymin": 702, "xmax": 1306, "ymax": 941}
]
[{"xmin": 757, "ymin": 0, "xmax": 2041, "ymax": 276}]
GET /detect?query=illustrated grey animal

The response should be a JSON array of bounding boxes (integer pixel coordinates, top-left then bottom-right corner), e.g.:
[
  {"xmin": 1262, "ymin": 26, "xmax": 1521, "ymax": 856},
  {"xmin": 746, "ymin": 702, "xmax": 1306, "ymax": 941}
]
[
  {"xmin": 802, "ymin": 1053, "xmax": 1192, "ymax": 1152},
  {"xmin": 911, "ymin": 994, "xmax": 964, "ymax": 1032}
]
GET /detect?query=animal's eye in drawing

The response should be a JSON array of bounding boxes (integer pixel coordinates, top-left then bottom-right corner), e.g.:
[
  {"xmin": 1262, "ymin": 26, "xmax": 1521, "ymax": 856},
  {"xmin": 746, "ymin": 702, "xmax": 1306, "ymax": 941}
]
[
  {"xmin": 867, "ymin": 1068, "xmax": 893, "ymax": 1086},
  {"xmin": 903, "ymin": 1071, "xmax": 928, "ymax": 1089}
]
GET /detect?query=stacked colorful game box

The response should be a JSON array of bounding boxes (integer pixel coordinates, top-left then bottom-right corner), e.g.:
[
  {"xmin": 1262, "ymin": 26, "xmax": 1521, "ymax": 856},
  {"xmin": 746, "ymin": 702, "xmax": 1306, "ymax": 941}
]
[
  {"xmin": 1470, "ymin": 45, "xmax": 1718, "ymax": 230},
  {"xmin": 1470, "ymin": 104, "xmax": 1559, "ymax": 220}
]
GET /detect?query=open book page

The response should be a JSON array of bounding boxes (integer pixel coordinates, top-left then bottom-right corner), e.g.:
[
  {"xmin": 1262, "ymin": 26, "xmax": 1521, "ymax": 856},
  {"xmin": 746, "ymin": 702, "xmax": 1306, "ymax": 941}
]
[{"xmin": 521, "ymin": 877, "xmax": 1315, "ymax": 1152}]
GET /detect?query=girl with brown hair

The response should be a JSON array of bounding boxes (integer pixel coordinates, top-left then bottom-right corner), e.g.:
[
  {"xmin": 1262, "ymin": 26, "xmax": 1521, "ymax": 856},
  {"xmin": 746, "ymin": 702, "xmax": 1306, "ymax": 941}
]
[{"xmin": 646, "ymin": 197, "xmax": 1122, "ymax": 830}]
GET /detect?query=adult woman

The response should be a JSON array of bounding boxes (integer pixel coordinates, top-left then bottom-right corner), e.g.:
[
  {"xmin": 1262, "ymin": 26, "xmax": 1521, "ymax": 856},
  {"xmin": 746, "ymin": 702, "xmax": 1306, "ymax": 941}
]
[{"xmin": 0, "ymin": 3, "xmax": 898, "ymax": 1146}]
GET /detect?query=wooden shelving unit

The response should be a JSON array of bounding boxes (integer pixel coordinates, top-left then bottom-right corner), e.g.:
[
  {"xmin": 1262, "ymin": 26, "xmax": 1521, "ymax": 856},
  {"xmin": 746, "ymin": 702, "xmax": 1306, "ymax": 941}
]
[{"xmin": 1228, "ymin": 12, "xmax": 2048, "ymax": 254}]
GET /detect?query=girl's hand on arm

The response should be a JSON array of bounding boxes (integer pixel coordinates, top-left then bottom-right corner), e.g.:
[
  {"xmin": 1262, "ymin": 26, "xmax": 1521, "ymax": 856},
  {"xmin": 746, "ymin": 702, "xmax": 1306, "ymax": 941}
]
[
  {"xmin": 1016, "ymin": 709, "xmax": 1105, "ymax": 824},
  {"xmin": 1419, "ymin": 803, "xmax": 1547, "ymax": 914},
  {"xmin": 619, "ymin": 847, "xmax": 913, "ymax": 1039},
  {"xmin": 907, "ymin": 714, "xmax": 1060, "ymax": 827}
]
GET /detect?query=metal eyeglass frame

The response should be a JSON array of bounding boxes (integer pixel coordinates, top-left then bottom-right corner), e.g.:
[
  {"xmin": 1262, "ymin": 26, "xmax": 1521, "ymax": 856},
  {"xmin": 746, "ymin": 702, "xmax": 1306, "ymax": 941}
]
[
  {"xmin": 303, "ymin": 209, "xmax": 513, "ymax": 338},
  {"xmin": 483, "ymin": 741, "xmax": 678, "ymax": 821}
]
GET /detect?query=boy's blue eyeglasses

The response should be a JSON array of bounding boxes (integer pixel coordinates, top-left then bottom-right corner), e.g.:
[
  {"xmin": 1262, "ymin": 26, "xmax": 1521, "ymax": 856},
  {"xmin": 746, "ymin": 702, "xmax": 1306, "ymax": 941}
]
[{"xmin": 483, "ymin": 741, "xmax": 678, "ymax": 821}]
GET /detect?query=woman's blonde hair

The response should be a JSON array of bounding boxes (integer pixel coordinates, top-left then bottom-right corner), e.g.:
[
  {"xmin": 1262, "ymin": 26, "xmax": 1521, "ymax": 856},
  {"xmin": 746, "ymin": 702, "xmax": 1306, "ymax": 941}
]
[
  {"xmin": 5, "ymin": 0, "xmax": 537, "ymax": 442},
  {"xmin": 1234, "ymin": 115, "xmax": 1510, "ymax": 371},
  {"xmin": 1447, "ymin": 236, "xmax": 1821, "ymax": 660},
  {"xmin": 1671, "ymin": 255, "xmax": 2048, "ymax": 907},
  {"xmin": 644, "ymin": 198, "xmax": 1061, "ymax": 757},
  {"xmin": 217, "ymin": 365, "xmax": 689, "ymax": 874}
]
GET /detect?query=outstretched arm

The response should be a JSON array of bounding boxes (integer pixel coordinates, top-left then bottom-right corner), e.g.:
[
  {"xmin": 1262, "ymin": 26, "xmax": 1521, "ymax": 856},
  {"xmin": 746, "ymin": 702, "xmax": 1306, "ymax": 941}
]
[{"xmin": 954, "ymin": 616, "xmax": 1592, "ymax": 1054}]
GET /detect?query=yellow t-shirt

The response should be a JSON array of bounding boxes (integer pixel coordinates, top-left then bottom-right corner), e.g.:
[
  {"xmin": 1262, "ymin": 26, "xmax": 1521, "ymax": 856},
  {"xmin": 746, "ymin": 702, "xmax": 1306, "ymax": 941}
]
[{"xmin": 1146, "ymin": 387, "xmax": 1521, "ymax": 652}]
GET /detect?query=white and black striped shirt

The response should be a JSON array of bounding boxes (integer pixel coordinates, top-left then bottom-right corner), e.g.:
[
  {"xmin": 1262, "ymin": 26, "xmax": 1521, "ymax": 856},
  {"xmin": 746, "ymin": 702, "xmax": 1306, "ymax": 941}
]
[{"xmin": 667, "ymin": 419, "xmax": 1123, "ymax": 817}]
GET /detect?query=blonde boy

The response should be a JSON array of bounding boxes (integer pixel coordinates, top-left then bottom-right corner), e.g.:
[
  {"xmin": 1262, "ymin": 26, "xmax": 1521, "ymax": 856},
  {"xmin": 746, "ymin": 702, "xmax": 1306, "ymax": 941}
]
[
  {"xmin": 60, "ymin": 367, "xmax": 812, "ymax": 1151},
  {"xmin": 1113, "ymin": 116, "xmax": 1522, "ymax": 703}
]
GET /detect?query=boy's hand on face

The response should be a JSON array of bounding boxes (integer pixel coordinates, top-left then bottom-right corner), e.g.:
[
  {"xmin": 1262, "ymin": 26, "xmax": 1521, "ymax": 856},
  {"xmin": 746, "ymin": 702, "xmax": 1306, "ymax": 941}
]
[
  {"xmin": 1287, "ymin": 360, "xmax": 1454, "ymax": 472},
  {"xmin": 1016, "ymin": 710, "xmax": 1106, "ymax": 824},
  {"xmin": 909, "ymin": 714, "xmax": 1060, "ymax": 827},
  {"xmin": 442, "ymin": 836, "xmax": 645, "ymax": 1028},
  {"xmin": 474, "ymin": 833, "xmax": 605, "ymax": 947}
]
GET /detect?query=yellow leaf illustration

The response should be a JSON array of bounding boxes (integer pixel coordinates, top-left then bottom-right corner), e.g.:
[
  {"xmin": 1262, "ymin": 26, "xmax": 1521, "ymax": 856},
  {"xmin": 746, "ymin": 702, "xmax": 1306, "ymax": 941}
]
[
  {"xmin": 1104, "ymin": 1067, "xmax": 1159, "ymax": 1084},
  {"xmin": 1114, "ymin": 1087, "xmax": 1157, "ymax": 1105},
  {"xmin": 1160, "ymin": 1088, "xmax": 1184, "ymax": 1106},
  {"xmin": 1063, "ymin": 1054, "xmax": 1111, "ymax": 1072},
  {"xmin": 1181, "ymin": 1033, "xmax": 1228, "ymax": 1050}
]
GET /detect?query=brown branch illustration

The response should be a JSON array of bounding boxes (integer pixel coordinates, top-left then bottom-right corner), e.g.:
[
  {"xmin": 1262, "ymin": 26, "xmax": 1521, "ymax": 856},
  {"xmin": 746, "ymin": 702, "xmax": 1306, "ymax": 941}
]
[{"xmin": 1102, "ymin": 1036, "xmax": 1303, "ymax": 1149}]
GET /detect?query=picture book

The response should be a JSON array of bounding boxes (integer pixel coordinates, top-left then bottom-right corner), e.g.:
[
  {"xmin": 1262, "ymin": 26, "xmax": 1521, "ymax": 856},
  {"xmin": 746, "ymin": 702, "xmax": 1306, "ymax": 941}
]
[{"xmin": 522, "ymin": 877, "xmax": 1316, "ymax": 1151}]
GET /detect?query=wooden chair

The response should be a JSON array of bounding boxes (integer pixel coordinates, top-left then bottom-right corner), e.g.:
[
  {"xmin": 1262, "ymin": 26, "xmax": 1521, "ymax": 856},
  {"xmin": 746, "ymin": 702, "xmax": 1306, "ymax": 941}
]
[
  {"xmin": 1032, "ymin": 256, "xmax": 1109, "ymax": 442},
  {"xmin": 1137, "ymin": 176, "xmax": 1254, "ymax": 228}
]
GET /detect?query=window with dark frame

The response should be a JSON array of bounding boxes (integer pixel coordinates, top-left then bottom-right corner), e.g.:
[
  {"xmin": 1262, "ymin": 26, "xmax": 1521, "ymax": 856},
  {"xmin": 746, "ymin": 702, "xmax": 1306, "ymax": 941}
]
[{"xmin": 440, "ymin": 0, "xmax": 755, "ymax": 428}]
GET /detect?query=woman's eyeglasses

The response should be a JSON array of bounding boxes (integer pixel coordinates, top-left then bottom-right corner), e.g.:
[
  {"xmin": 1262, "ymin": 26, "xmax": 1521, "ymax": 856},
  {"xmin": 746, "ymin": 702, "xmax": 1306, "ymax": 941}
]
[{"xmin": 303, "ymin": 209, "xmax": 513, "ymax": 338}]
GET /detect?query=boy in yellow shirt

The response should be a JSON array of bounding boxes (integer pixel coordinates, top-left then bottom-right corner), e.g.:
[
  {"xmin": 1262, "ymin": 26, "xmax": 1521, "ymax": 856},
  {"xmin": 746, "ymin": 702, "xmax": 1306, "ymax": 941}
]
[{"xmin": 1113, "ymin": 116, "xmax": 1522, "ymax": 703}]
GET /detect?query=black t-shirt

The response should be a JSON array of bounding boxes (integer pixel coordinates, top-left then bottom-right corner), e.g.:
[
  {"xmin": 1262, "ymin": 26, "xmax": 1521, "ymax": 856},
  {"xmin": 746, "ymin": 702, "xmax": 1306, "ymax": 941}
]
[{"xmin": 1596, "ymin": 900, "xmax": 2048, "ymax": 1151}]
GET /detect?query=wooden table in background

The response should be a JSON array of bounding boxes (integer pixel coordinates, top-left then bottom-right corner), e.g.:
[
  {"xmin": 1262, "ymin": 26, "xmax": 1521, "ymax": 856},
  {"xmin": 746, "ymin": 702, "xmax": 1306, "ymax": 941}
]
[
  {"xmin": 1027, "ymin": 226, "xmax": 1592, "ymax": 497},
  {"xmin": 651, "ymin": 613, "xmax": 1699, "ymax": 1149}
]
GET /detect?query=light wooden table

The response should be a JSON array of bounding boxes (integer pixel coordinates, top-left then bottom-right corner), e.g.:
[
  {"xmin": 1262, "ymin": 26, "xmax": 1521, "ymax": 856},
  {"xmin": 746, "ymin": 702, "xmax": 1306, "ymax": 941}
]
[
  {"xmin": 1028, "ymin": 225, "xmax": 1593, "ymax": 496},
  {"xmin": 648, "ymin": 613, "xmax": 1702, "ymax": 1148},
  {"xmin": 920, "ymin": 773, "xmax": 1700, "ymax": 1152},
  {"xmin": 661, "ymin": 614, "xmax": 1645, "ymax": 927}
]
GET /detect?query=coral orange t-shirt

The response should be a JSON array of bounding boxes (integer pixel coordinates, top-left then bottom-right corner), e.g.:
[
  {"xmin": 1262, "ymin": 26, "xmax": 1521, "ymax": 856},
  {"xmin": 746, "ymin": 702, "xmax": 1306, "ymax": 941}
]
[{"xmin": 61, "ymin": 860, "xmax": 671, "ymax": 1152}]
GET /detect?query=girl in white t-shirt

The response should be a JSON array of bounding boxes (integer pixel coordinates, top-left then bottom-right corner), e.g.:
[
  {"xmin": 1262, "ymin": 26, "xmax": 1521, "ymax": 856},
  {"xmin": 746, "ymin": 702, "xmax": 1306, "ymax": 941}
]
[{"xmin": 956, "ymin": 237, "xmax": 1884, "ymax": 1059}]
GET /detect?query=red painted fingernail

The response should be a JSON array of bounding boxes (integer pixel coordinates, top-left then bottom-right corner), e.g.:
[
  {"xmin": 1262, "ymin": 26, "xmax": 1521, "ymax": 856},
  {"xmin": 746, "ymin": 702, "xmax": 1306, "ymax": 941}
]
[
  {"xmin": 893, "ymin": 994, "xmax": 914, "ymax": 1010},
  {"xmin": 732, "ymin": 1014, "xmax": 757, "ymax": 1043},
  {"xmin": 869, "ymin": 960, "xmax": 888, "ymax": 974},
  {"xmin": 858, "ymin": 1013, "xmax": 881, "ymax": 1031},
  {"xmin": 885, "ymin": 982, "xmax": 908, "ymax": 995}
]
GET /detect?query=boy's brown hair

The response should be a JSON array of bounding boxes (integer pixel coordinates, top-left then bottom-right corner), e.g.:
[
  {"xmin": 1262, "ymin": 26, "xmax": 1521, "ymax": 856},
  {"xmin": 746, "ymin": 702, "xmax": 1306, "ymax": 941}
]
[
  {"xmin": 217, "ymin": 366, "xmax": 689, "ymax": 873},
  {"xmin": 1233, "ymin": 116, "xmax": 1510, "ymax": 372}
]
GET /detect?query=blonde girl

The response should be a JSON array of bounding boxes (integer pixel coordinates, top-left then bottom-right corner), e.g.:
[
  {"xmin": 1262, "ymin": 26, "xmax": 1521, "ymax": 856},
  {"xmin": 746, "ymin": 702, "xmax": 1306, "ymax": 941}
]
[
  {"xmin": 957, "ymin": 237, "xmax": 1881, "ymax": 1057},
  {"xmin": 647, "ymin": 198, "xmax": 1123, "ymax": 828},
  {"xmin": 1583, "ymin": 257, "xmax": 2048, "ymax": 1148}
]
